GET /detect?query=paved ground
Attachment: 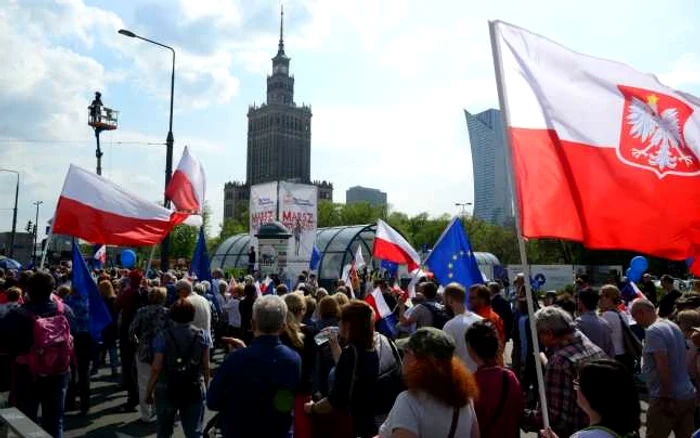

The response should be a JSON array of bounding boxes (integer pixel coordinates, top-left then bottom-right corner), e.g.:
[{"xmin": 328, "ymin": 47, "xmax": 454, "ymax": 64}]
[{"xmin": 63, "ymin": 342, "xmax": 650, "ymax": 438}]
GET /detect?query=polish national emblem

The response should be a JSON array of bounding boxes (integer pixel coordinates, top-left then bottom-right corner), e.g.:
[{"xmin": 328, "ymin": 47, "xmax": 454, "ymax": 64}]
[{"xmin": 617, "ymin": 85, "xmax": 700, "ymax": 178}]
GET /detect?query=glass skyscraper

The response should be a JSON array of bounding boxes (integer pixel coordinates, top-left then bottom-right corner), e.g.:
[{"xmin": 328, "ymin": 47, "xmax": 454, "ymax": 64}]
[{"xmin": 464, "ymin": 108, "xmax": 514, "ymax": 226}]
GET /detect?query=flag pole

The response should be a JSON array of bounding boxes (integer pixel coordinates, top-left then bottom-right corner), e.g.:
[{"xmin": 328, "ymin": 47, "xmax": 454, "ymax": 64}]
[
  {"xmin": 489, "ymin": 20, "xmax": 550, "ymax": 429},
  {"xmin": 39, "ymin": 222, "xmax": 54, "ymax": 270},
  {"xmin": 144, "ymin": 245, "xmax": 157, "ymax": 277}
]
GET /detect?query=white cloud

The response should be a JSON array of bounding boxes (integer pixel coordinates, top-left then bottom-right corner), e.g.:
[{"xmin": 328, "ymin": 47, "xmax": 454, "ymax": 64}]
[{"xmin": 660, "ymin": 53, "xmax": 700, "ymax": 89}]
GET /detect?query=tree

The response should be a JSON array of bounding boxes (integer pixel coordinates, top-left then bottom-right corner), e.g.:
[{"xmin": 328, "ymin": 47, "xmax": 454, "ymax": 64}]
[{"xmin": 169, "ymin": 224, "xmax": 198, "ymax": 260}]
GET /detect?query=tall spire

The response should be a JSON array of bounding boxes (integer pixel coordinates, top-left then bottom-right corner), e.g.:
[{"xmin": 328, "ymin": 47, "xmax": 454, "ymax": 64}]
[{"xmin": 277, "ymin": 4, "xmax": 285, "ymax": 56}]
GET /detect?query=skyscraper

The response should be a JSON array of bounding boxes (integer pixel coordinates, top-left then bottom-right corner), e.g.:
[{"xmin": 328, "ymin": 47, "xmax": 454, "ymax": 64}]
[
  {"xmin": 224, "ymin": 8, "xmax": 333, "ymax": 221},
  {"xmin": 465, "ymin": 108, "xmax": 513, "ymax": 226}
]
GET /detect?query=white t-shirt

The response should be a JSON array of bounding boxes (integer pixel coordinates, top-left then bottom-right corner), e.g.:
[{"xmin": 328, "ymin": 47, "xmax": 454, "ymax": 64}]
[
  {"xmin": 444, "ymin": 312, "xmax": 483, "ymax": 372},
  {"xmin": 379, "ymin": 391, "xmax": 476, "ymax": 438},
  {"xmin": 186, "ymin": 293, "xmax": 212, "ymax": 339},
  {"xmin": 601, "ymin": 310, "xmax": 625, "ymax": 356}
]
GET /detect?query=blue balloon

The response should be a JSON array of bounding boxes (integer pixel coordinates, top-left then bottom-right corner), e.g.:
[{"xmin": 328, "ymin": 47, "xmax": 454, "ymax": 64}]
[
  {"xmin": 630, "ymin": 256, "xmax": 648, "ymax": 274},
  {"xmin": 627, "ymin": 267, "xmax": 642, "ymax": 283},
  {"xmin": 121, "ymin": 249, "xmax": 136, "ymax": 268}
]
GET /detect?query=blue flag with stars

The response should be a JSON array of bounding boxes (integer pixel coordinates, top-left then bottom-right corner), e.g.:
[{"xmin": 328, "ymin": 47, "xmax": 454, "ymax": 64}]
[{"xmin": 425, "ymin": 217, "xmax": 483, "ymax": 289}]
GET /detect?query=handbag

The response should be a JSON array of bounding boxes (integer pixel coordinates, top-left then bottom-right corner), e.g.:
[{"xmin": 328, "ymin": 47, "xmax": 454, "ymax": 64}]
[{"xmin": 616, "ymin": 312, "xmax": 643, "ymax": 358}]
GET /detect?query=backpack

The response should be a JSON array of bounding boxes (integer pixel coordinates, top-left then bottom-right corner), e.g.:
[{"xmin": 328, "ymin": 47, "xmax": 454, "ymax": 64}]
[
  {"xmin": 165, "ymin": 327, "xmax": 203, "ymax": 406},
  {"xmin": 374, "ymin": 334, "xmax": 404, "ymax": 415},
  {"xmin": 19, "ymin": 301, "xmax": 74, "ymax": 378},
  {"xmin": 422, "ymin": 302, "xmax": 450, "ymax": 329}
]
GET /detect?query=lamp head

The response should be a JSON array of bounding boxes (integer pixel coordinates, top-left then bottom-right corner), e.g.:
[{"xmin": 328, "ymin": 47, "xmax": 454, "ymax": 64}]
[{"xmin": 118, "ymin": 29, "xmax": 136, "ymax": 38}]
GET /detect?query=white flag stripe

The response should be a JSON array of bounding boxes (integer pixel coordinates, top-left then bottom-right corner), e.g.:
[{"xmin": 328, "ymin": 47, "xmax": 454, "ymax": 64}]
[
  {"xmin": 496, "ymin": 20, "xmax": 700, "ymax": 157},
  {"xmin": 354, "ymin": 246, "xmax": 366, "ymax": 269},
  {"xmin": 178, "ymin": 146, "xmax": 206, "ymax": 206},
  {"xmin": 371, "ymin": 287, "xmax": 392, "ymax": 318},
  {"xmin": 62, "ymin": 165, "xmax": 172, "ymax": 221}
]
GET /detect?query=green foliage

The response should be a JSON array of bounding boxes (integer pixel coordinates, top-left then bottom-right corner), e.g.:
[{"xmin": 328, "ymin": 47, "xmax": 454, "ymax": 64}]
[
  {"xmin": 169, "ymin": 223, "xmax": 198, "ymax": 259},
  {"xmin": 318, "ymin": 201, "xmax": 385, "ymax": 227}
]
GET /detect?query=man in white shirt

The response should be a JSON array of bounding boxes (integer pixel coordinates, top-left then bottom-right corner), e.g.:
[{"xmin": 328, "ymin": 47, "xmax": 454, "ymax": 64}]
[
  {"xmin": 442, "ymin": 282, "xmax": 483, "ymax": 372},
  {"xmin": 176, "ymin": 279, "xmax": 212, "ymax": 345}
]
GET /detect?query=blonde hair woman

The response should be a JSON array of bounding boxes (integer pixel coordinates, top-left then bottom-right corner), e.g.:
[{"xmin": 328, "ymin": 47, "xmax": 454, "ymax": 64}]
[
  {"xmin": 599, "ymin": 285, "xmax": 634, "ymax": 372},
  {"xmin": 282, "ymin": 292, "xmax": 317, "ymax": 438}
]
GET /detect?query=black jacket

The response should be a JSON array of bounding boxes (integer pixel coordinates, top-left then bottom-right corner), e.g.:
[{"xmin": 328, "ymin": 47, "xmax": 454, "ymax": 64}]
[{"xmin": 491, "ymin": 294, "xmax": 514, "ymax": 341}]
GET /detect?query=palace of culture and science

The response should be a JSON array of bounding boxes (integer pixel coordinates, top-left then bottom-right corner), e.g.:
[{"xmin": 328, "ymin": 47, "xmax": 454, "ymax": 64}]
[{"xmin": 223, "ymin": 9, "xmax": 333, "ymax": 220}]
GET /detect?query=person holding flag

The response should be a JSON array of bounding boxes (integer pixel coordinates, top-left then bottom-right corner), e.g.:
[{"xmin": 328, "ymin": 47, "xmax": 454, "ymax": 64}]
[{"xmin": 66, "ymin": 240, "xmax": 112, "ymax": 416}]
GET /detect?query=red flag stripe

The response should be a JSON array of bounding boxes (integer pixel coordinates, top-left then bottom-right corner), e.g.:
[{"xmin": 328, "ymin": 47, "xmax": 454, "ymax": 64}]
[{"xmin": 512, "ymin": 127, "xmax": 700, "ymax": 259}]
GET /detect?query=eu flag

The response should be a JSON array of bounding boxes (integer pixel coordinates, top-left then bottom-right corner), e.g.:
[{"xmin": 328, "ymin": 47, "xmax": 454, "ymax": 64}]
[
  {"xmin": 425, "ymin": 217, "xmax": 483, "ymax": 289},
  {"xmin": 71, "ymin": 241, "xmax": 112, "ymax": 340},
  {"xmin": 190, "ymin": 226, "xmax": 221, "ymax": 313},
  {"xmin": 381, "ymin": 259, "xmax": 399, "ymax": 276},
  {"xmin": 309, "ymin": 244, "xmax": 321, "ymax": 270}
]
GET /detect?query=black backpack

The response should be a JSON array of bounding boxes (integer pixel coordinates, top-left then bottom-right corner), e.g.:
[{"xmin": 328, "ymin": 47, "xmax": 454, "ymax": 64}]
[
  {"xmin": 422, "ymin": 302, "xmax": 450, "ymax": 329},
  {"xmin": 374, "ymin": 334, "xmax": 404, "ymax": 415},
  {"xmin": 165, "ymin": 328, "xmax": 203, "ymax": 406}
]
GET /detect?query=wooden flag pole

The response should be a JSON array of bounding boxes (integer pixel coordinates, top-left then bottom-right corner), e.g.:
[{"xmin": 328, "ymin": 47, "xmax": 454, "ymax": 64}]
[{"xmin": 489, "ymin": 20, "xmax": 550, "ymax": 429}]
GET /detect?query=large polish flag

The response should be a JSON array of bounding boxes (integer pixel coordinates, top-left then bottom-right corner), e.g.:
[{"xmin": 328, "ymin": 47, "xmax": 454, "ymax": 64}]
[
  {"xmin": 53, "ymin": 165, "xmax": 187, "ymax": 246},
  {"xmin": 492, "ymin": 21, "xmax": 700, "ymax": 260},
  {"xmin": 373, "ymin": 220, "xmax": 421, "ymax": 271},
  {"xmin": 165, "ymin": 146, "xmax": 206, "ymax": 213}
]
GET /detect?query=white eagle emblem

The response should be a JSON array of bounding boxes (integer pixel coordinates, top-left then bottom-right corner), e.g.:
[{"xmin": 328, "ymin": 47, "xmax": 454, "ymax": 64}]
[
  {"xmin": 626, "ymin": 94, "xmax": 693, "ymax": 170},
  {"xmin": 617, "ymin": 85, "xmax": 700, "ymax": 178}
]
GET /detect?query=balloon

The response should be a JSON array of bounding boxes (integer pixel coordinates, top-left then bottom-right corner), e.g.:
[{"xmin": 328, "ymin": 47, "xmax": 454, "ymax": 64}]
[
  {"xmin": 627, "ymin": 268, "xmax": 642, "ymax": 283},
  {"xmin": 121, "ymin": 249, "xmax": 136, "ymax": 268},
  {"xmin": 630, "ymin": 256, "xmax": 648, "ymax": 274},
  {"xmin": 625, "ymin": 267, "xmax": 632, "ymax": 279}
]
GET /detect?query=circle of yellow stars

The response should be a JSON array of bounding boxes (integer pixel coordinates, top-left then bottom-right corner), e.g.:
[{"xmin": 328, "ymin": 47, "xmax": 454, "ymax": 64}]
[{"xmin": 447, "ymin": 250, "xmax": 472, "ymax": 279}]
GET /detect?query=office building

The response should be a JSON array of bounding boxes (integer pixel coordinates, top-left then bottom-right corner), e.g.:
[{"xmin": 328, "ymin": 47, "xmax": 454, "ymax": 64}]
[
  {"xmin": 464, "ymin": 108, "xmax": 514, "ymax": 226},
  {"xmin": 346, "ymin": 186, "xmax": 387, "ymax": 207}
]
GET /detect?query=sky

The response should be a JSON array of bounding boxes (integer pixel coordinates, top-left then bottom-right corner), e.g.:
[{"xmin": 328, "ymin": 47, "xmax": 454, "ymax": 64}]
[{"xmin": 1, "ymin": 0, "xmax": 700, "ymax": 244}]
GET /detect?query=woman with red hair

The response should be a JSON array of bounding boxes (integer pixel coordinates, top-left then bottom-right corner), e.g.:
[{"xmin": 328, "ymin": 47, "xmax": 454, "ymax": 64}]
[{"xmin": 378, "ymin": 327, "xmax": 480, "ymax": 437}]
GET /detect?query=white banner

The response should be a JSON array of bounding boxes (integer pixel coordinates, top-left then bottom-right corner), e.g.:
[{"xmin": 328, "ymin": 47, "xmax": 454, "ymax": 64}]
[
  {"xmin": 278, "ymin": 181, "xmax": 317, "ymax": 279},
  {"xmin": 507, "ymin": 264, "xmax": 575, "ymax": 292},
  {"xmin": 249, "ymin": 181, "xmax": 279, "ymax": 241}
]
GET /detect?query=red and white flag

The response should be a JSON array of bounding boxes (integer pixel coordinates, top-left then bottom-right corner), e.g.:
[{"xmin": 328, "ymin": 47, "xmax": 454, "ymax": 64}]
[
  {"xmin": 491, "ymin": 21, "xmax": 700, "ymax": 260},
  {"xmin": 373, "ymin": 220, "xmax": 421, "ymax": 271},
  {"xmin": 53, "ymin": 165, "xmax": 187, "ymax": 246},
  {"xmin": 365, "ymin": 287, "xmax": 392, "ymax": 322},
  {"xmin": 94, "ymin": 245, "xmax": 107, "ymax": 265},
  {"xmin": 165, "ymin": 146, "xmax": 206, "ymax": 213}
]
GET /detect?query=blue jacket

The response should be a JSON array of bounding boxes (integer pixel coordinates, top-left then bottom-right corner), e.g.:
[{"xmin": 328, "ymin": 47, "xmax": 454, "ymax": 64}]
[{"xmin": 207, "ymin": 335, "xmax": 301, "ymax": 438}]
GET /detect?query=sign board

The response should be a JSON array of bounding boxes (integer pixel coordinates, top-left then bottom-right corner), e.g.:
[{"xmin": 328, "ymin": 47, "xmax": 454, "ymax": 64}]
[
  {"xmin": 278, "ymin": 181, "xmax": 318, "ymax": 280},
  {"xmin": 249, "ymin": 182, "xmax": 279, "ymax": 267},
  {"xmin": 507, "ymin": 264, "xmax": 575, "ymax": 291}
]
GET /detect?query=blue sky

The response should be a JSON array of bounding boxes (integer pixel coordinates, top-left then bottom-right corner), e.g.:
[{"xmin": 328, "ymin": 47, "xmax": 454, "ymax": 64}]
[{"xmin": 1, "ymin": 0, "xmax": 699, "ymax": 243}]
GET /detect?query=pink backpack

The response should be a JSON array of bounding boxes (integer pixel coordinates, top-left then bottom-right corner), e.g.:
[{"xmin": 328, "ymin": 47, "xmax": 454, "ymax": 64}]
[{"xmin": 17, "ymin": 301, "xmax": 74, "ymax": 378}]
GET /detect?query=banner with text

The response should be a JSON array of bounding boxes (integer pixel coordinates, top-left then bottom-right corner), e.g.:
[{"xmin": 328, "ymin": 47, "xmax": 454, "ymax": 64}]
[
  {"xmin": 278, "ymin": 181, "xmax": 317, "ymax": 279},
  {"xmin": 249, "ymin": 181, "xmax": 279, "ymax": 248}
]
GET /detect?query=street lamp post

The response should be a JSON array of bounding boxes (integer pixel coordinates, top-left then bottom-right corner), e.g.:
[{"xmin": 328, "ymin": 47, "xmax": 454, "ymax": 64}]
[
  {"xmin": 119, "ymin": 29, "xmax": 176, "ymax": 271},
  {"xmin": 0, "ymin": 170, "xmax": 19, "ymax": 259},
  {"xmin": 32, "ymin": 201, "xmax": 43, "ymax": 265},
  {"xmin": 455, "ymin": 202, "xmax": 473, "ymax": 217}
]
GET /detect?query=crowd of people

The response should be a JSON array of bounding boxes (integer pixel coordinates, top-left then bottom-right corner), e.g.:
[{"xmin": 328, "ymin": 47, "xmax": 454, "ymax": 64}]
[{"xmin": 0, "ymin": 265, "xmax": 699, "ymax": 438}]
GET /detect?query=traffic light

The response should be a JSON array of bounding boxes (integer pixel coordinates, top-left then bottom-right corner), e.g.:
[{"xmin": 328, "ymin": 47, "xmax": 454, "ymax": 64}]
[{"xmin": 25, "ymin": 220, "xmax": 32, "ymax": 233}]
